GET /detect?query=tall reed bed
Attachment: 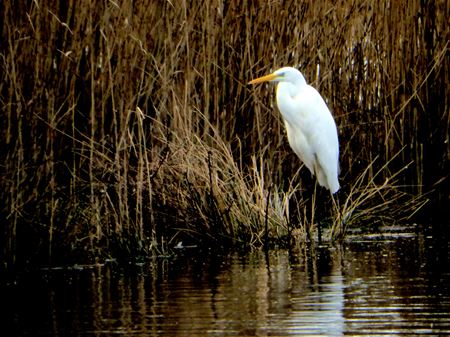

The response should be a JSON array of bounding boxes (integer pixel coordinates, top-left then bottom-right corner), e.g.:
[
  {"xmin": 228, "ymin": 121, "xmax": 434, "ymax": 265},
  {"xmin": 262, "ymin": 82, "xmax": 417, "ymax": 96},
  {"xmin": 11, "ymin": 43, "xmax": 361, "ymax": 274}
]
[{"xmin": 1, "ymin": 0, "xmax": 448, "ymax": 269}]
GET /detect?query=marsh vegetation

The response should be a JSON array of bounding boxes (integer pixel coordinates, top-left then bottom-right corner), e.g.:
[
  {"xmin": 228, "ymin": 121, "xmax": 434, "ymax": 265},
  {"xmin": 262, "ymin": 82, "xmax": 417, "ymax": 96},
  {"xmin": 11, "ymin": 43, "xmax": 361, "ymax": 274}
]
[{"xmin": 1, "ymin": 0, "xmax": 448, "ymax": 269}]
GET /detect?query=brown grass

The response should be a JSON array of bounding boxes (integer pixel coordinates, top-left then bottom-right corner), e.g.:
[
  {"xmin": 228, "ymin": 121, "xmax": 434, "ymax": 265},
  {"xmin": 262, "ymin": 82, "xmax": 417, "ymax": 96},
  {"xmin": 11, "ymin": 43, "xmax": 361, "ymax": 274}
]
[{"xmin": 0, "ymin": 0, "xmax": 448, "ymax": 269}]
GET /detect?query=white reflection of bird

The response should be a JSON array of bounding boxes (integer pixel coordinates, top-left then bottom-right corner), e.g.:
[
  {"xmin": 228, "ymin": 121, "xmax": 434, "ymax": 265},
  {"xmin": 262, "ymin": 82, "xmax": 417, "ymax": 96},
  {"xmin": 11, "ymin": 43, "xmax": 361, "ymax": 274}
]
[{"xmin": 249, "ymin": 67, "xmax": 340, "ymax": 194}]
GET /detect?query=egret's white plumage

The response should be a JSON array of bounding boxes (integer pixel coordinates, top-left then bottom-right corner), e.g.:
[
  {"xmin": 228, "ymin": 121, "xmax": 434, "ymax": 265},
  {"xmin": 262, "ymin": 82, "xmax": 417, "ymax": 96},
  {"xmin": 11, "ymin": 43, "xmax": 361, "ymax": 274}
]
[{"xmin": 249, "ymin": 67, "xmax": 340, "ymax": 194}]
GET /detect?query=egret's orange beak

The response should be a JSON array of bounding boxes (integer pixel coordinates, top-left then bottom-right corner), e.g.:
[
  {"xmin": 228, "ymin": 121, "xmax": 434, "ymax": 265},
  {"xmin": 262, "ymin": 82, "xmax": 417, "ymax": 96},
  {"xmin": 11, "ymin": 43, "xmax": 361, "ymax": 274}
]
[{"xmin": 248, "ymin": 73, "xmax": 279, "ymax": 85}]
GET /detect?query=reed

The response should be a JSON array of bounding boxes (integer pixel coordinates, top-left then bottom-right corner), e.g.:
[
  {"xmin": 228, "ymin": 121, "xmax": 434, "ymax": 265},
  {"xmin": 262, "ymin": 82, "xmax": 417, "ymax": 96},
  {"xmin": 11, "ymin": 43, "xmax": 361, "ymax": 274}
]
[{"xmin": 0, "ymin": 0, "xmax": 448, "ymax": 269}]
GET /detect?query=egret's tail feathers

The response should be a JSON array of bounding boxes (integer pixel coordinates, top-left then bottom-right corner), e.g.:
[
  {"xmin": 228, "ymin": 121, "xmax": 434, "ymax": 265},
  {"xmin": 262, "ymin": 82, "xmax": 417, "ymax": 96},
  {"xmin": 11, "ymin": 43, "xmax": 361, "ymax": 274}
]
[
  {"xmin": 328, "ymin": 179, "xmax": 340, "ymax": 194},
  {"xmin": 314, "ymin": 160, "xmax": 340, "ymax": 194}
]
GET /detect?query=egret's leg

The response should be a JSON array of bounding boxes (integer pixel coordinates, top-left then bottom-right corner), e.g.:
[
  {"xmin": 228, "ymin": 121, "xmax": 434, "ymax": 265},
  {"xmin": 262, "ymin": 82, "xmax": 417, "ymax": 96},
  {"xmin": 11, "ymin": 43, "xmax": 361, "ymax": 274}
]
[
  {"xmin": 330, "ymin": 193, "xmax": 343, "ymax": 240},
  {"xmin": 312, "ymin": 180, "xmax": 322, "ymax": 243}
]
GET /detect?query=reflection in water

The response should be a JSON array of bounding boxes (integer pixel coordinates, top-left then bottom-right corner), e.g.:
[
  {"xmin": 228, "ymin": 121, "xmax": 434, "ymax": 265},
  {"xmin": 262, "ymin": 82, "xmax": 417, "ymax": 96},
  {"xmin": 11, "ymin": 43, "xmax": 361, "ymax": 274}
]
[{"xmin": 2, "ymin": 235, "xmax": 450, "ymax": 336}]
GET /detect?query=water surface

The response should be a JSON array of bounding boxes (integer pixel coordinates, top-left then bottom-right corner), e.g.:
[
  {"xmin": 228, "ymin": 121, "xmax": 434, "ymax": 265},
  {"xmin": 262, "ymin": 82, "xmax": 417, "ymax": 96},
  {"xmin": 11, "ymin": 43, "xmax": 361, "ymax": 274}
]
[{"xmin": 3, "ymin": 232, "xmax": 450, "ymax": 336}]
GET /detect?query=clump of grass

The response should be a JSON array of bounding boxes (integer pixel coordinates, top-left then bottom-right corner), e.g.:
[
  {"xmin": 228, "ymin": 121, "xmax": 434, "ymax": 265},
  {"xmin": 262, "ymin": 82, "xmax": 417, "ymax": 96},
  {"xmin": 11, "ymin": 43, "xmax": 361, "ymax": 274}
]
[
  {"xmin": 147, "ymin": 110, "xmax": 293, "ymax": 247},
  {"xmin": 330, "ymin": 151, "xmax": 429, "ymax": 241}
]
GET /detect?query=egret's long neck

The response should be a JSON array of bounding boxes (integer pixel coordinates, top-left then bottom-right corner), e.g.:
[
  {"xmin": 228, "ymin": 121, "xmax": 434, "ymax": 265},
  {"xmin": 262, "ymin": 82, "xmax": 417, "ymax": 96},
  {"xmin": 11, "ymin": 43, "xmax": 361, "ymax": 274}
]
[{"xmin": 275, "ymin": 79, "xmax": 306, "ymax": 126}]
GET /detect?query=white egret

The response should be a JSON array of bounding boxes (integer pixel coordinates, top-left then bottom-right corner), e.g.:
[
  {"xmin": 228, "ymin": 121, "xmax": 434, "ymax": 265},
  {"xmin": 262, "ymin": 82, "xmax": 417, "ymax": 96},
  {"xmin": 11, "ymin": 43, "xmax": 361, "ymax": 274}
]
[{"xmin": 249, "ymin": 67, "xmax": 340, "ymax": 194}]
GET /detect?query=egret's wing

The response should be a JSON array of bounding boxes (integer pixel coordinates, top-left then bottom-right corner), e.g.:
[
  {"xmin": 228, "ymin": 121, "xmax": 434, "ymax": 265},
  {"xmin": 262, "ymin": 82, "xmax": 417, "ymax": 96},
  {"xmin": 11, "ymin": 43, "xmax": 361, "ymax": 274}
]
[{"xmin": 295, "ymin": 86, "xmax": 340, "ymax": 192}]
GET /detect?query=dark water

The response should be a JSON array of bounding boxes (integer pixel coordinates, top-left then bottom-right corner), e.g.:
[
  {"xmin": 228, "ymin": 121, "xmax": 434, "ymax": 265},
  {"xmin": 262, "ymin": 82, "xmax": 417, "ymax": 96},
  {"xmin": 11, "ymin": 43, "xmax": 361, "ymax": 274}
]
[{"xmin": 2, "ymin": 231, "xmax": 450, "ymax": 336}]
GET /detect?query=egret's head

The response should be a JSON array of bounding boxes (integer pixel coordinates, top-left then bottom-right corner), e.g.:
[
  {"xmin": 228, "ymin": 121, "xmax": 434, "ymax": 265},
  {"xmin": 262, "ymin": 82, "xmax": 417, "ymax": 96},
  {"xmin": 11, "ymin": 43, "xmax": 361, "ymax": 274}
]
[{"xmin": 248, "ymin": 67, "xmax": 306, "ymax": 86}]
